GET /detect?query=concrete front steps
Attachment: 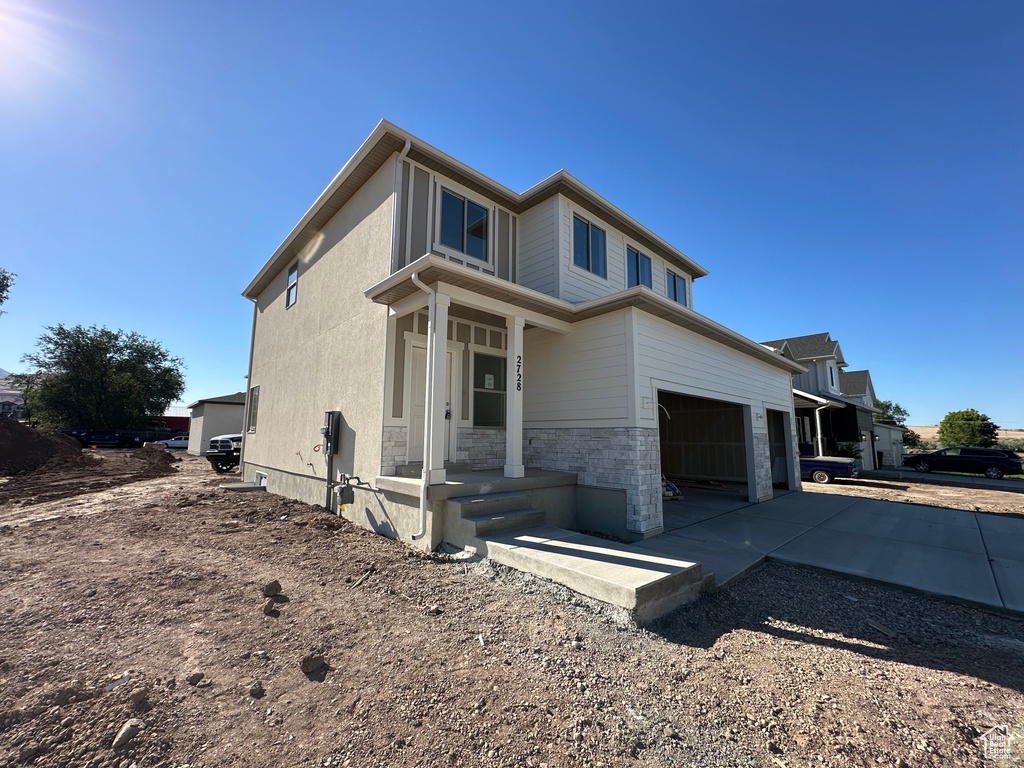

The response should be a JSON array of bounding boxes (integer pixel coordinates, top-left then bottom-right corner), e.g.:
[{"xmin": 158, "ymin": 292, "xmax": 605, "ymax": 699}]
[
  {"xmin": 444, "ymin": 491, "xmax": 546, "ymax": 540},
  {"xmin": 477, "ymin": 526, "xmax": 711, "ymax": 624}
]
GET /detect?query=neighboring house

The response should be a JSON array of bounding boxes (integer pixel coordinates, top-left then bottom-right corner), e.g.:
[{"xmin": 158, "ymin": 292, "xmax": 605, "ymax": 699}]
[
  {"xmin": 0, "ymin": 368, "xmax": 25, "ymax": 420},
  {"xmin": 761, "ymin": 333, "xmax": 902, "ymax": 470},
  {"xmin": 837, "ymin": 369, "xmax": 905, "ymax": 468},
  {"xmin": 240, "ymin": 120, "xmax": 805, "ymax": 550},
  {"xmin": 159, "ymin": 406, "xmax": 191, "ymax": 432},
  {"xmin": 187, "ymin": 392, "xmax": 246, "ymax": 455}
]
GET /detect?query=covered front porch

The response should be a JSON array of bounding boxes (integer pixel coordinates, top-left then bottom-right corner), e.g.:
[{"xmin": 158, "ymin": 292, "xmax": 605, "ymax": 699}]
[{"xmin": 367, "ymin": 255, "xmax": 574, "ymax": 487}]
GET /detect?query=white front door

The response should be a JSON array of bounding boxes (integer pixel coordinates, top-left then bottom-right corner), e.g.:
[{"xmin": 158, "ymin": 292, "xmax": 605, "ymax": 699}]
[{"xmin": 407, "ymin": 346, "xmax": 454, "ymax": 464}]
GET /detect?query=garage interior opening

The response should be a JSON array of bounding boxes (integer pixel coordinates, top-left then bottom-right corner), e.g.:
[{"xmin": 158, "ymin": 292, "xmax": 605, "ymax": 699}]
[{"xmin": 657, "ymin": 391, "xmax": 747, "ymax": 494}]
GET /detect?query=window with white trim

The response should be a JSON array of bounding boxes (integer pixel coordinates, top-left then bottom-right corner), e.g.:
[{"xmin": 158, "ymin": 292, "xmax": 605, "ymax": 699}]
[
  {"xmin": 572, "ymin": 215, "xmax": 606, "ymax": 278},
  {"xmin": 247, "ymin": 385, "xmax": 260, "ymax": 433},
  {"xmin": 440, "ymin": 188, "xmax": 489, "ymax": 261},
  {"xmin": 473, "ymin": 353, "xmax": 505, "ymax": 428},
  {"xmin": 627, "ymin": 247, "xmax": 652, "ymax": 288},
  {"xmin": 667, "ymin": 271, "xmax": 687, "ymax": 306},
  {"xmin": 286, "ymin": 264, "xmax": 298, "ymax": 307}
]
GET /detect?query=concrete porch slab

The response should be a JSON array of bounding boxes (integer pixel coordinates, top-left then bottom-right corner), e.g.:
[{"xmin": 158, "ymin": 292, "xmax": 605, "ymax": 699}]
[
  {"xmin": 479, "ymin": 526, "xmax": 706, "ymax": 624},
  {"xmin": 632, "ymin": 533, "xmax": 765, "ymax": 589},
  {"xmin": 375, "ymin": 468, "xmax": 578, "ymax": 500},
  {"xmin": 769, "ymin": 527, "xmax": 1003, "ymax": 608}
]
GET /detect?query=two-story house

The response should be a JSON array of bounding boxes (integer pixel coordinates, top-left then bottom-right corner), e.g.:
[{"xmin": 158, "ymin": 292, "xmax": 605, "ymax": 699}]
[
  {"xmin": 240, "ymin": 121, "xmax": 805, "ymax": 551},
  {"xmin": 761, "ymin": 333, "xmax": 903, "ymax": 470}
]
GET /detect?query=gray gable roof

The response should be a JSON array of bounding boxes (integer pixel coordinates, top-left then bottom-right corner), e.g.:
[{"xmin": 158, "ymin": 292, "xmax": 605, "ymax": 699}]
[
  {"xmin": 761, "ymin": 332, "xmax": 844, "ymax": 363},
  {"xmin": 186, "ymin": 391, "xmax": 247, "ymax": 409},
  {"xmin": 838, "ymin": 369, "xmax": 871, "ymax": 397}
]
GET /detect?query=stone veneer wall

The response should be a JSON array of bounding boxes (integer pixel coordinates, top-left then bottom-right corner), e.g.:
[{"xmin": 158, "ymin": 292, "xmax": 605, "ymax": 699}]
[
  {"xmin": 524, "ymin": 427, "xmax": 662, "ymax": 534},
  {"xmin": 380, "ymin": 426, "xmax": 406, "ymax": 476},
  {"xmin": 456, "ymin": 428, "xmax": 506, "ymax": 470},
  {"xmin": 752, "ymin": 431, "xmax": 773, "ymax": 501}
]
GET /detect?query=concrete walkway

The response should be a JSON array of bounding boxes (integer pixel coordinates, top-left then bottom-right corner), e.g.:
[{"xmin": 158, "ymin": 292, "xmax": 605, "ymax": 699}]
[{"xmin": 632, "ymin": 489, "xmax": 1024, "ymax": 614}]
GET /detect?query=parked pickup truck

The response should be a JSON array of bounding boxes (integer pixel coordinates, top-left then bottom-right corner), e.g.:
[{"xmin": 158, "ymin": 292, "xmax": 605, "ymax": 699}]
[
  {"xmin": 206, "ymin": 434, "xmax": 242, "ymax": 472},
  {"xmin": 799, "ymin": 456, "xmax": 859, "ymax": 484}
]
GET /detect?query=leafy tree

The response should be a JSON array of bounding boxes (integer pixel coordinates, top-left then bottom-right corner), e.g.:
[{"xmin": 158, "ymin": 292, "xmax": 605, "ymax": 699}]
[
  {"xmin": 903, "ymin": 429, "xmax": 922, "ymax": 449},
  {"xmin": 17, "ymin": 325, "xmax": 185, "ymax": 430},
  {"xmin": 936, "ymin": 409, "xmax": 999, "ymax": 448},
  {"xmin": 873, "ymin": 399, "xmax": 909, "ymax": 427},
  {"xmin": 0, "ymin": 268, "xmax": 14, "ymax": 310}
]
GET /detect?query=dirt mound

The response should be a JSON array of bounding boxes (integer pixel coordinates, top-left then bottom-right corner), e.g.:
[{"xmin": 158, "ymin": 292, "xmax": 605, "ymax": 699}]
[{"xmin": 0, "ymin": 419, "xmax": 84, "ymax": 476}]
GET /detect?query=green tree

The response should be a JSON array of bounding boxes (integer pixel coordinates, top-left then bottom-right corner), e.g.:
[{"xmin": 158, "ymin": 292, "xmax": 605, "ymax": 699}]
[
  {"xmin": 873, "ymin": 399, "xmax": 909, "ymax": 427},
  {"xmin": 0, "ymin": 268, "xmax": 14, "ymax": 310},
  {"xmin": 903, "ymin": 429, "xmax": 922, "ymax": 449},
  {"xmin": 936, "ymin": 409, "xmax": 999, "ymax": 448},
  {"xmin": 17, "ymin": 325, "xmax": 185, "ymax": 430}
]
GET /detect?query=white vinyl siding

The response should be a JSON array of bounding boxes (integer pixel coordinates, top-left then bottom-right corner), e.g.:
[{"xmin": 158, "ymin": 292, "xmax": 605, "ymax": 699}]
[
  {"xmin": 517, "ymin": 197, "xmax": 558, "ymax": 296},
  {"xmin": 633, "ymin": 312, "xmax": 794, "ymax": 429},
  {"xmin": 523, "ymin": 312, "xmax": 631, "ymax": 427}
]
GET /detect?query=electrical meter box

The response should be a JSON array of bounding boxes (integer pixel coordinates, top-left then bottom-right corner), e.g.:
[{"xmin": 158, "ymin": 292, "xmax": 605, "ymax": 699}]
[{"xmin": 321, "ymin": 411, "xmax": 342, "ymax": 456}]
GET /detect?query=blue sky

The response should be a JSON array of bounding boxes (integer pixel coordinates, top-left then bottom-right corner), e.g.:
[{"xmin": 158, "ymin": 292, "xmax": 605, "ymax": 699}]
[{"xmin": 1, "ymin": 0, "xmax": 1021, "ymax": 427}]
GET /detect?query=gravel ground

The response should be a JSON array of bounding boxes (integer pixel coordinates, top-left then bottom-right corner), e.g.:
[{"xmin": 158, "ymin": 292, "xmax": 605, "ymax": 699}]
[{"xmin": 0, "ymin": 453, "xmax": 1022, "ymax": 768}]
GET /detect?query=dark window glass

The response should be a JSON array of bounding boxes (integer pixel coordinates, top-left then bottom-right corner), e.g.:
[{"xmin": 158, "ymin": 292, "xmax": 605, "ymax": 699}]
[
  {"xmin": 639, "ymin": 253, "xmax": 651, "ymax": 287},
  {"xmin": 573, "ymin": 216, "xmax": 589, "ymax": 269},
  {"xmin": 628, "ymin": 248, "xmax": 651, "ymax": 288},
  {"xmin": 667, "ymin": 272, "xmax": 677, "ymax": 302},
  {"xmin": 247, "ymin": 386, "xmax": 260, "ymax": 433},
  {"xmin": 473, "ymin": 353, "xmax": 506, "ymax": 427},
  {"xmin": 474, "ymin": 354, "xmax": 506, "ymax": 391},
  {"xmin": 474, "ymin": 392, "xmax": 505, "ymax": 428},
  {"xmin": 465, "ymin": 200, "xmax": 488, "ymax": 260},
  {"xmin": 440, "ymin": 190, "xmax": 464, "ymax": 252},
  {"xmin": 589, "ymin": 225, "xmax": 606, "ymax": 277},
  {"xmin": 668, "ymin": 272, "xmax": 686, "ymax": 305}
]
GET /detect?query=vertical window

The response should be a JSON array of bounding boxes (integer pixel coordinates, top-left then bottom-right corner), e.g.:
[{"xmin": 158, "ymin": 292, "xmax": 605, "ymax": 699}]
[
  {"xmin": 247, "ymin": 385, "xmax": 260, "ymax": 433},
  {"xmin": 667, "ymin": 271, "xmax": 687, "ymax": 306},
  {"xmin": 829, "ymin": 366, "xmax": 836, "ymax": 388},
  {"xmin": 572, "ymin": 215, "xmax": 606, "ymax": 278},
  {"xmin": 286, "ymin": 264, "xmax": 298, "ymax": 307},
  {"xmin": 440, "ymin": 189, "xmax": 489, "ymax": 261},
  {"xmin": 627, "ymin": 247, "xmax": 652, "ymax": 288},
  {"xmin": 473, "ymin": 353, "xmax": 506, "ymax": 427}
]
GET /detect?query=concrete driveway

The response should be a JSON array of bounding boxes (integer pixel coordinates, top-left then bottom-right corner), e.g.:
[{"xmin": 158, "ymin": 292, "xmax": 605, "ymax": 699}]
[{"xmin": 632, "ymin": 489, "xmax": 1024, "ymax": 613}]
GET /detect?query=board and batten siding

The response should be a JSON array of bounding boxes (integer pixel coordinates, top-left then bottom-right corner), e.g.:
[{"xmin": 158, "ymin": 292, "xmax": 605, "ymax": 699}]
[
  {"xmin": 516, "ymin": 197, "xmax": 558, "ymax": 296},
  {"xmin": 632, "ymin": 312, "xmax": 795, "ymax": 430},
  {"xmin": 523, "ymin": 312, "xmax": 631, "ymax": 428}
]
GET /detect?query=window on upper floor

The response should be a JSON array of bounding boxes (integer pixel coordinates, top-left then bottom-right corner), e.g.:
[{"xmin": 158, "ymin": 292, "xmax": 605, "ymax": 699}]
[
  {"xmin": 572, "ymin": 215, "xmax": 606, "ymax": 278},
  {"xmin": 829, "ymin": 365, "xmax": 836, "ymax": 389},
  {"xmin": 666, "ymin": 271, "xmax": 687, "ymax": 306},
  {"xmin": 286, "ymin": 264, "xmax": 298, "ymax": 307},
  {"xmin": 627, "ymin": 247, "xmax": 652, "ymax": 289},
  {"xmin": 440, "ymin": 189, "xmax": 488, "ymax": 261}
]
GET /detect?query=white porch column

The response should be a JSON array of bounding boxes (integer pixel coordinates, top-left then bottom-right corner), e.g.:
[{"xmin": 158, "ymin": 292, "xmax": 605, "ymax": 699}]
[
  {"xmin": 504, "ymin": 315, "xmax": 525, "ymax": 479},
  {"xmin": 426, "ymin": 293, "xmax": 450, "ymax": 485}
]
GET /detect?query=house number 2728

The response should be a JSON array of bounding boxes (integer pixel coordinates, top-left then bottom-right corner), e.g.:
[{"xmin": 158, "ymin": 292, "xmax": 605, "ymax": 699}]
[{"xmin": 516, "ymin": 355, "xmax": 522, "ymax": 391}]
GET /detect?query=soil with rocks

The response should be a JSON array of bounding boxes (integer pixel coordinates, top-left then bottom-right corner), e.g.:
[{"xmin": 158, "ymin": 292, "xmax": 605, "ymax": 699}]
[
  {"xmin": 0, "ymin": 420, "xmax": 84, "ymax": 476},
  {"xmin": 0, "ymin": 454, "xmax": 1022, "ymax": 768}
]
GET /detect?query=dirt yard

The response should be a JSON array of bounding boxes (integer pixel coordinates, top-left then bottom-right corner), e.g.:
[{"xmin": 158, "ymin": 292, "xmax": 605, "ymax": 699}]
[
  {"xmin": 804, "ymin": 475, "xmax": 1024, "ymax": 519},
  {"xmin": 1, "ymin": 452, "xmax": 1023, "ymax": 768}
]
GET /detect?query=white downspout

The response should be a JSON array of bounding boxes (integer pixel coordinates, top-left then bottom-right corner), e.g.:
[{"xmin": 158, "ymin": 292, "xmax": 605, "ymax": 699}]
[
  {"xmin": 814, "ymin": 404, "xmax": 828, "ymax": 457},
  {"xmin": 410, "ymin": 272, "xmax": 434, "ymax": 540}
]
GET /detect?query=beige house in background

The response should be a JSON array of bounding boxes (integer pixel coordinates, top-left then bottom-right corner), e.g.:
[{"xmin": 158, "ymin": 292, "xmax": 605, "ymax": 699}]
[
  {"xmin": 187, "ymin": 392, "xmax": 246, "ymax": 455},
  {"xmin": 239, "ymin": 120, "xmax": 805, "ymax": 552}
]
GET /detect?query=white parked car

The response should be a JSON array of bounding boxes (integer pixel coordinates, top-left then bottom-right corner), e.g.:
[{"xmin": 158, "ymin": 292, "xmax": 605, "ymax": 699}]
[{"xmin": 157, "ymin": 435, "xmax": 189, "ymax": 450}]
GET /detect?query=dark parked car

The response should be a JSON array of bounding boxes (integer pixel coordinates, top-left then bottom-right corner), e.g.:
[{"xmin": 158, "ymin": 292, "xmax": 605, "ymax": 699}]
[
  {"xmin": 800, "ymin": 456, "xmax": 859, "ymax": 484},
  {"xmin": 903, "ymin": 447, "xmax": 1022, "ymax": 480},
  {"xmin": 78, "ymin": 431, "xmax": 140, "ymax": 449}
]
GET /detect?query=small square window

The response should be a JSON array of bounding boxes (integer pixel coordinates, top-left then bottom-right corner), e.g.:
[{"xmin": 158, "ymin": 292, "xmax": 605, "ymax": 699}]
[
  {"xmin": 286, "ymin": 264, "xmax": 298, "ymax": 308},
  {"xmin": 667, "ymin": 271, "xmax": 687, "ymax": 306},
  {"xmin": 440, "ymin": 189, "xmax": 489, "ymax": 261},
  {"xmin": 572, "ymin": 215, "xmax": 606, "ymax": 278},
  {"xmin": 627, "ymin": 247, "xmax": 652, "ymax": 288}
]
